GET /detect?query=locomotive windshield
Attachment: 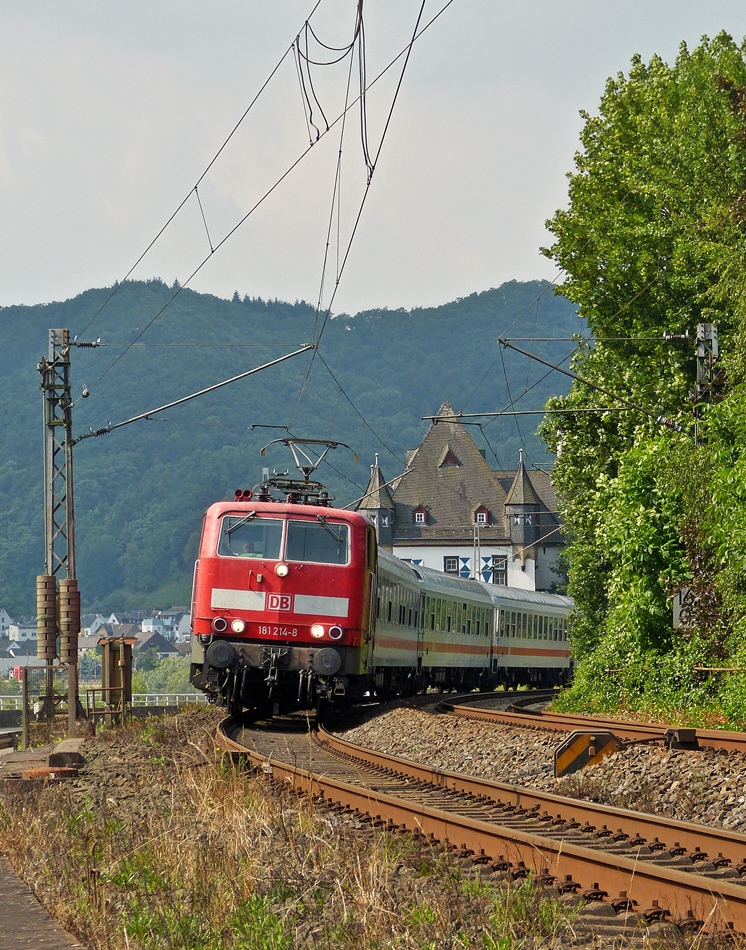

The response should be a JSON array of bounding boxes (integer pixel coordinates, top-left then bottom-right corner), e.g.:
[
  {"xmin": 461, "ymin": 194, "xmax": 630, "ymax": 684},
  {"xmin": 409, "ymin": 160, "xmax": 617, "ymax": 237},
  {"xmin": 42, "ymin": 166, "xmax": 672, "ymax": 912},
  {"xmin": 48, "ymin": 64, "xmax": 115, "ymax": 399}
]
[
  {"xmin": 218, "ymin": 515, "xmax": 282, "ymax": 559},
  {"xmin": 286, "ymin": 520, "xmax": 349, "ymax": 565}
]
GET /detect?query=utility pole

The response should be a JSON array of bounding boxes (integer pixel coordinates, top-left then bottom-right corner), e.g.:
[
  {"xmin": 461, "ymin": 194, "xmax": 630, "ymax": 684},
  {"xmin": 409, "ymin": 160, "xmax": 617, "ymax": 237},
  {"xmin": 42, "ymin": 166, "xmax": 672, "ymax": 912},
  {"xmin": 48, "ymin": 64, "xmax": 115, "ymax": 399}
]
[
  {"xmin": 691, "ymin": 323, "xmax": 722, "ymax": 444},
  {"xmin": 37, "ymin": 329, "xmax": 80, "ymax": 734}
]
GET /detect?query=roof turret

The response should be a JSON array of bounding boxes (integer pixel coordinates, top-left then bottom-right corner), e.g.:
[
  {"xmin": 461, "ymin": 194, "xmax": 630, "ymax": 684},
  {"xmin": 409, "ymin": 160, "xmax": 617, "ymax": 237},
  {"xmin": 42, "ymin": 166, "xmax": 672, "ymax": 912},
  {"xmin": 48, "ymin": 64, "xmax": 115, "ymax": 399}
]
[
  {"xmin": 357, "ymin": 454, "xmax": 395, "ymax": 511},
  {"xmin": 504, "ymin": 450, "xmax": 542, "ymax": 506}
]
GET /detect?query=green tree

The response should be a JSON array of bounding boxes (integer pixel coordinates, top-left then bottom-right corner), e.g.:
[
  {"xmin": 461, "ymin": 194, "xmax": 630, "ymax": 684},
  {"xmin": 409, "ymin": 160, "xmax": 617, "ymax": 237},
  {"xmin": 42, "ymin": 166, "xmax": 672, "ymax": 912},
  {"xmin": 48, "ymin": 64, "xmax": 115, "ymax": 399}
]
[{"xmin": 542, "ymin": 34, "xmax": 746, "ymax": 707}]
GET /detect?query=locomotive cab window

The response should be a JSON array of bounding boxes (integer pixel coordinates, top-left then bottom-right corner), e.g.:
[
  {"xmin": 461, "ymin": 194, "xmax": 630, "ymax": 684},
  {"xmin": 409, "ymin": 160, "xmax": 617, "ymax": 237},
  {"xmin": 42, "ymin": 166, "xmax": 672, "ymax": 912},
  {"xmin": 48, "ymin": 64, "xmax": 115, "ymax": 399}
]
[
  {"xmin": 218, "ymin": 515, "xmax": 282, "ymax": 559},
  {"xmin": 286, "ymin": 520, "xmax": 349, "ymax": 565}
]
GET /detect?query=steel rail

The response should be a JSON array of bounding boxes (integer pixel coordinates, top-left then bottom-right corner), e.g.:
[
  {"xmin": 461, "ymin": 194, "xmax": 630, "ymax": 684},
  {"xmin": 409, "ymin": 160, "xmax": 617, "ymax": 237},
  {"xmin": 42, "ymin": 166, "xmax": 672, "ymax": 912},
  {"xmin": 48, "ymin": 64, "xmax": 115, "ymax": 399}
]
[
  {"xmin": 216, "ymin": 716, "xmax": 746, "ymax": 932},
  {"xmin": 317, "ymin": 728, "xmax": 746, "ymax": 868},
  {"xmin": 442, "ymin": 702, "xmax": 746, "ymax": 753}
]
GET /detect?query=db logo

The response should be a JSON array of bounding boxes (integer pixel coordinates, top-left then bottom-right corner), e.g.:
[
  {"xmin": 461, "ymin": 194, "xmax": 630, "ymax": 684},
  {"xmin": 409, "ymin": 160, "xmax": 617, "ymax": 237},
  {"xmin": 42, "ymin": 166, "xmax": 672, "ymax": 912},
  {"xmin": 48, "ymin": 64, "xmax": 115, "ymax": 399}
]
[{"xmin": 267, "ymin": 593, "xmax": 292, "ymax": 611}]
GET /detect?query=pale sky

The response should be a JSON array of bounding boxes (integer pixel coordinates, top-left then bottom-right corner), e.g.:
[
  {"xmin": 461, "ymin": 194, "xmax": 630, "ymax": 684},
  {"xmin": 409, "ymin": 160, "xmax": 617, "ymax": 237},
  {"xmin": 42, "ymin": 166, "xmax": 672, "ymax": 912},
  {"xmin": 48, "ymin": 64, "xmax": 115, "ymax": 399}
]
[{"xmin": 2, "ymin": 1, "xmax": 746, "ymax": 315}]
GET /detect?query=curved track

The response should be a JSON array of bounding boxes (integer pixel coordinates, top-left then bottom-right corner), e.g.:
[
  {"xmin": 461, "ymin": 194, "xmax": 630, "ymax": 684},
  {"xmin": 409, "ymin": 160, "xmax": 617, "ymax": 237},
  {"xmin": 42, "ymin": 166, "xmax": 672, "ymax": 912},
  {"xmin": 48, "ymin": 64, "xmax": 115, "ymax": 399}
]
[
  {"xmin": 441, "ymin": 697, "xmax": 746, "ymax": 753},
  {"xmin": 217, "ymin": 713, "xmax": 746, "ymax": 935}
]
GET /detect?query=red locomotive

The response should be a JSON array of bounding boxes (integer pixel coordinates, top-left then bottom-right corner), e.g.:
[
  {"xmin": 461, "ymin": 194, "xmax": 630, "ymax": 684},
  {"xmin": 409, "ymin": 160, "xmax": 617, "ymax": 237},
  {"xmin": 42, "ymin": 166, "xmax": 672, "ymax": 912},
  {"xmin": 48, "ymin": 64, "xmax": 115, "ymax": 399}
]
[{"xmin": 190, "ymin": 440, "xmax": 377, "ymax": 717}]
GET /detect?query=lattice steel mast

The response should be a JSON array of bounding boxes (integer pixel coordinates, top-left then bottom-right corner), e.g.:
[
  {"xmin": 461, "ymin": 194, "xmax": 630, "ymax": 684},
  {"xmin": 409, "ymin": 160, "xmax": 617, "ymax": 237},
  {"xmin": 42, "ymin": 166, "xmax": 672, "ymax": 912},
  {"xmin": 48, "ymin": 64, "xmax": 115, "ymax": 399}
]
[{"xmin": 39, "ymin": 328, "xmax": 76, "ymax": 581}]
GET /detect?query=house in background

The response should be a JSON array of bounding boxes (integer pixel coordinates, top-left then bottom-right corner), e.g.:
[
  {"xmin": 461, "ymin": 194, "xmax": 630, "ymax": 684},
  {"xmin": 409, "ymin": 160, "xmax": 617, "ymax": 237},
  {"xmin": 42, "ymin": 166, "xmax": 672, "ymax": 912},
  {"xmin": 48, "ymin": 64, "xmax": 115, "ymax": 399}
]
[
  {"xmin": 357, "ymin": 401, "xmax": 564, "ymax": 592},
  {"xmin": 0, "ymin": 608, "xmax": 12, "ymax": 639},
  {"xmin": 9, "ymin": 618, "xmax": 37, "ymax": 642},
  {"xmin": 142, "ymin": 608, "xmax": 191, "ymax": 642},
  {"xmin": 80, "ymin": 614, "xmax": 107, "ymax": 637},
  {"xmin": 135, "ymin": 630, "xmax": 181, "ymax": 660}
]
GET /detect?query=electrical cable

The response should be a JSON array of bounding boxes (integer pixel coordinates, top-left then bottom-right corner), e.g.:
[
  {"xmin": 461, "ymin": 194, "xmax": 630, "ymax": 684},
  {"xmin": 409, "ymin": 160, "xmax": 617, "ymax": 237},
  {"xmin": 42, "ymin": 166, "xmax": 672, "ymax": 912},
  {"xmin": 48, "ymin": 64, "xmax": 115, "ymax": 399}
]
[
  {"xmin": 73, "ymin": 344, "xmax": 313, "ymax": 444},
  {"xmin": 498, "ymin": 338, "xmax": 687, "ymax": 434},
  {"xmin": 77, "ymin": 1, "xmax": 323, "ymax": 338},
  {"xmin": 101, "ymin": 343, "xmax": 297, "ymax": 349},
  {"xmin": 293, "ymin": 0, "xmax": 430, "ymax": 421},
  {"xmin": 499, "ymin": 344, "xmax": 530, "ymax": 465},
  {"xmin": 82, "ymin": 0, "xmax": 455, "ymax": 400},
  {"xmin": 458, "ymin": 189, "xmax": 665, "ymax": 414},
  {"xmin": 315, "ymin": 350, "xmax": 405, "ymax": 465},
  {"xmin": 482, "ymin": 350, "xmax": 577, "ymax": 431},
  {"xmin": 194, "ymin": 186, "xmax": 214, "ymax": 253}
]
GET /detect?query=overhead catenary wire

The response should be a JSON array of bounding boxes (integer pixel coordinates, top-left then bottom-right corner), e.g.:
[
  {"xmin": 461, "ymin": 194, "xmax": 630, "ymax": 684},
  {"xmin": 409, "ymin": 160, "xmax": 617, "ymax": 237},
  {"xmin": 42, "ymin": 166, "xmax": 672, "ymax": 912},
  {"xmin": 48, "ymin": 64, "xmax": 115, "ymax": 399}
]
[
  {"xmin": 81, "ymin": 0, "xmax": 454, "ymax": 401},
  {"xmin": 77, "ymin": 0, "xmax": 323, "ymax": 339},
  {"xmin": 459, "ymin": 197, "xmax": 666, "ymax": 414},
  {"xmin": 73, "ymin": 344, "xmax": 314, "ymax": 444},
  {"xmin": 498, "ymin": 338, "xmax": 687, "ymax": 434},
  {"xmin": 292, "ymin": 0, "xmax": 430, "ymax": 422},
  {"xmin": 292, "ymin": 0, "xmax": 430, "ymax": 423},
  {"xmin": 499, "ymin": 344, "xmax": 530, "ymax": 466},
  {"xmin": 315, "ymin": 351, "xmax": 405, "ymax": 466}
]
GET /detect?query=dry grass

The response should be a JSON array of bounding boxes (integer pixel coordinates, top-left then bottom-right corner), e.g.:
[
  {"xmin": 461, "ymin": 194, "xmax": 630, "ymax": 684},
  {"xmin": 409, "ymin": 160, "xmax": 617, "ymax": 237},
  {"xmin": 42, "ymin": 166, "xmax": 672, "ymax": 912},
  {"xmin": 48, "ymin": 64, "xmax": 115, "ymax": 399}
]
[{"xmin": 0, "ymin": 711, "xmax": 581, "ymax": 949}]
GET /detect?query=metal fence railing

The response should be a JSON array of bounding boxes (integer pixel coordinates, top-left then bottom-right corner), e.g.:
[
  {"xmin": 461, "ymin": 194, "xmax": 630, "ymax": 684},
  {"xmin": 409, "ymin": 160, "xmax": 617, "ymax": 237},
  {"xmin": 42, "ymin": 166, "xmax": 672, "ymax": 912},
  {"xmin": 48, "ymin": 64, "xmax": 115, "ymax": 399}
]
[
  {"xmin": 131, "ymin": 693, "xmax": 207, "ymax": 707},
  {"xmin": 1, "ymin": 691, "xmax": 207, "ymax": 711}
]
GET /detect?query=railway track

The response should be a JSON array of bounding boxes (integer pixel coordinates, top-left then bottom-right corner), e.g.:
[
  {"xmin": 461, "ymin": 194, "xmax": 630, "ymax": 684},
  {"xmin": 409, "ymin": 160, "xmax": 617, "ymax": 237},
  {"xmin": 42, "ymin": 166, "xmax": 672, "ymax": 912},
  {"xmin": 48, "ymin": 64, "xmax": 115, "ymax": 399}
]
[
  {"xmin": 441, "ymin": 695, "xmax": 746, "ymax": 754},
  {"xmin": 217, "ymin": 713, "xmax": 746, "ymax": 937}
]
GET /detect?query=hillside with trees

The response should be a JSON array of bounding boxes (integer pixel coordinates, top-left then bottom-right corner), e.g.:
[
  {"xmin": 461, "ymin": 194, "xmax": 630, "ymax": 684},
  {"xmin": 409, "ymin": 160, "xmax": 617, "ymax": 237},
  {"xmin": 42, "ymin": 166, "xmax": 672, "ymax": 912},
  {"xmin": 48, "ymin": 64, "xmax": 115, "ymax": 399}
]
[
  {"xmin": 0, "ymin": 278, "xmax": 579, "ymax": 614},
  {"xmin": 541, "ymin": 32, "xmax": 746, "ymax": 724}
]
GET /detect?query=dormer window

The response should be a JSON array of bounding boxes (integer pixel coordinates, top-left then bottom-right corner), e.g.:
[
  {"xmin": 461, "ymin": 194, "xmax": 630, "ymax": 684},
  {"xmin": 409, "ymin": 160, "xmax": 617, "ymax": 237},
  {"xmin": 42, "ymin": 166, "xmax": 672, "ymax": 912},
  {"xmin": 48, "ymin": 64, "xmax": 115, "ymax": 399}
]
[
  {"xmin": 438, "ymin": 445, "xmax": 461, "ymax": 468},
  {"xmin": 413, "ymin": 506, "xmax": 427, "ymax": 525},
  {"xmin": 474, "ymin": 506, "xmax": 489, "ymax": 525}
]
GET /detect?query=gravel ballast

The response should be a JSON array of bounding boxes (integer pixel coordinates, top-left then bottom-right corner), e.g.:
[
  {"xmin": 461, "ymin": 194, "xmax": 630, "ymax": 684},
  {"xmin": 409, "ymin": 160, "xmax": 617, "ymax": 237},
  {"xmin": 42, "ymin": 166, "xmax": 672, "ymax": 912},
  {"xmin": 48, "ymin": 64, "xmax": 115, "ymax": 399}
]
[{"xmin": 340, "ymin": 705, "xmax": 746, "ymax": 833}]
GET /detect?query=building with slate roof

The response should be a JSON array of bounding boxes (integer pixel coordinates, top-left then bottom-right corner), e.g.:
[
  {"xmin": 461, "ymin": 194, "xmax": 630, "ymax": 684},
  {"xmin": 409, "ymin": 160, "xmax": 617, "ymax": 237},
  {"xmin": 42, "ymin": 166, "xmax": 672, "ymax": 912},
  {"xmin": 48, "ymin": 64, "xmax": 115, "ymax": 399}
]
[{"xmin": 357, "ymin": 401, "xmax": 564, "ymax": 592}]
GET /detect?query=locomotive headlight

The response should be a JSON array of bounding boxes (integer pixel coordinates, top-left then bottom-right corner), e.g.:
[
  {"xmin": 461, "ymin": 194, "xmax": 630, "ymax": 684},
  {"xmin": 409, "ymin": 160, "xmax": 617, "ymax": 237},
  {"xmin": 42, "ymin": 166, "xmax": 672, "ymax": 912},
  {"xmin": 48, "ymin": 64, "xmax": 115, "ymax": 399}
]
[
  {"xmin": 275, "ymin": 563, "xmax": 289, "ymax": 577},
  {"xmin": 310, "ymin": 623, "xmax": 325, "ymax": 639},
  {"xmin": 212, "ymin": 617, "xmax": 228, "ymax": 633},
  {"xmin": 328, "ymin": 625, "xmax": 343, "ymax": 640},
  {"xmin": 230, "ymin": 619, "xmax": 246, "ymax": 634}
]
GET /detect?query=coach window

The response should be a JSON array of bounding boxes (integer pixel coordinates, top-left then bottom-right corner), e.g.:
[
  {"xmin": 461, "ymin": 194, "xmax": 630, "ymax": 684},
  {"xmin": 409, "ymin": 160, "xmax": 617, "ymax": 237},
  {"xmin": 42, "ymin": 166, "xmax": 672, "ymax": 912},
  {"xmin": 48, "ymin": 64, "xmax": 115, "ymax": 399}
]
[
  {"xmin": 286, "ymin": 520, "xmax": 349, "ymax": 564},
  {"xmin": 218, "ymin": 515, "xmax": 283, "ymax": 559}
]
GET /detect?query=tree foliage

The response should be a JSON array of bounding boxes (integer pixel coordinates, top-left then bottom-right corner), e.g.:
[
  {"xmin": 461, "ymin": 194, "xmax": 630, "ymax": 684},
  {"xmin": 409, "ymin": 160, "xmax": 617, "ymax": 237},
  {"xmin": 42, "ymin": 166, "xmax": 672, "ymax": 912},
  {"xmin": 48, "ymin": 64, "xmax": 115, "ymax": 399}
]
[{"xmin": 543, "ymin": 33, "xmax": 746, "ymax": 720}]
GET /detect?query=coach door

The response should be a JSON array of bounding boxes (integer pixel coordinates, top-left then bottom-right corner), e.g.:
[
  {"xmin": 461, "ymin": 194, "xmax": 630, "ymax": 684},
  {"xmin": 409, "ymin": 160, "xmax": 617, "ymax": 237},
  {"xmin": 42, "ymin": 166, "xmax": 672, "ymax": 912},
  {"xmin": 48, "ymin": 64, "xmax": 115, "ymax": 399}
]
[
  {"xmin": 491, "ymin": 607, "xmax": 502, "ymax": 675},
  {"xmin": 417, "ymin": 592, "xmax": 426, "ymax": 674},
  {"xmin": 362, "ymin": 525, "xmax": 378, "ymax": 672}
]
